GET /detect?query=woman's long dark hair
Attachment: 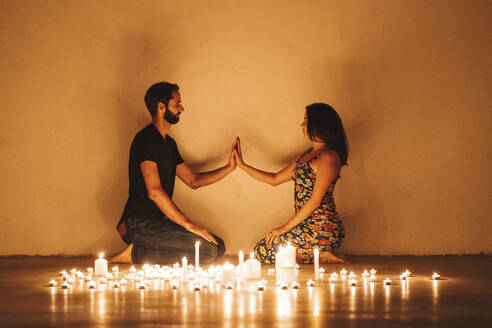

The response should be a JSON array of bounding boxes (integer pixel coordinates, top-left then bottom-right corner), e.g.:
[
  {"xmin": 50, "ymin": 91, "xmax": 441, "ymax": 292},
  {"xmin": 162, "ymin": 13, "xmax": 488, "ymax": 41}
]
[{"xmin": 306, "ymin": 103, "xmax": 349, "ymax": 166}]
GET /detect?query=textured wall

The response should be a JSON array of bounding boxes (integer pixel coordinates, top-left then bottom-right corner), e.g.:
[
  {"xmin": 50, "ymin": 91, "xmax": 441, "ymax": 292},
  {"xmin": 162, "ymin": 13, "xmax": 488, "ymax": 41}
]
[{"xmin": 1, "ymin": 0, "xmax": 491, "ymax": 256}]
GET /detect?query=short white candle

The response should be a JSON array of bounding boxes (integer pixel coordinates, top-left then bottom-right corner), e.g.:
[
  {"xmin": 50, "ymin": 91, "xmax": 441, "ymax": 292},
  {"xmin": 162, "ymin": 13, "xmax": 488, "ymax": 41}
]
[
  {"xmin": 340, "ymin": 268, "xmax": 348, "ymax": 275},
  {"xmin": 195, "ymin": 242, "xmax": 200, "ymax": 270},
  {"xmin": 291, "ymin": 281, "xmax": 300, "ymax": 289},
  {"xmin": 138, "ymin": 282, "xmax": 146, "ymax": 289},
  {"xmin": 350, "ymin": 279, "xmax": 357, "ymax": 286},
  {"xmin": 403, "ymin": 270, "xmax": 411, "ymax": 277},
  {"xmin": 348, "ymin": 272, "xmax": 356, "ymax": 279},
  {"xmin": 243, "ymin": 254, "xmax": 261, "ymax": 280},
  {"xmin": 307, "ymin": 279, "xmax": 315, "ymax": 287},
  {"xmin": 284, "ymin": 242, "xmax": 296, "ymax": 266},
  {"xmin": 369, "ymin": 275, "xmax": 377, "ymax": 282},
  {"xmin": 280, "ymin": 282, "xmax": 289, "ymax": 290},
  {"xmin": 432, "ymin": 272, "xmax": 440, "ymax": 280},
  {"xmin": 400, "ymin": 274, "xmax": 407, "ymax": 280},
  {"xmin": 314, "ymin": 248, "xmax": 320, "ymax": 280},
  {"xmin": 88, "ymin": 280, "xmax": 96, "ymax": 289},
  {"xmin": 256, "ymin": 282, "xmax": 265, "ymax": 291},
  {"xmin": 370, "ymin": 268, "xmax": 377, "ymax": 275},
  {"xmin": 225, "ymin": 282, "xmax": 233, "ymax": 289},
  {"xmin": 61, "ymin": 282, "xmax": 69, "ymax": 289},
  {"xmin": 362, "ymin": 270, "xmax": 370, "ymax": 277},
  {"xmin": 222, "ymin": 262, "xmax": 236, "ymax": 285},
  {"xmin": 113, "ymin": 281, "xmax": 120, "ymax": 288},
  {"xmin": 49, "ymin": 280, "xmax": 57, "ymax": 287},
  {"xmin": 95, "ymin": 253, "xmax": 108, "ymax": 276},
  {"xmin": 384, "ymin": 278, "xmax": 391, "ymax": 285}
]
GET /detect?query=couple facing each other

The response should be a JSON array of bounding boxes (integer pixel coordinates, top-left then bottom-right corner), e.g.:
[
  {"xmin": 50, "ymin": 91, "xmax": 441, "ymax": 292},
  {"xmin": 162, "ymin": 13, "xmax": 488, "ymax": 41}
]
[{"xmin": 110, "ymin": 81, "xmax": 348, "ymax": 265}]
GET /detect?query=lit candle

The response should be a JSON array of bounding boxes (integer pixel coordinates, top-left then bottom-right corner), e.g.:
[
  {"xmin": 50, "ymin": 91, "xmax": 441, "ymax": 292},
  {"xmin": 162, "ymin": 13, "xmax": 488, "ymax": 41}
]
[
  {"xmin": 277, "ymin": 264, "xmax": 296, "ymax": 284},
  {"xmin": 348, "ymin": 272, "xmax": 356, "ymax": 279},
  {"xmin": 222, "ymin": 262, "xmax": 236, "ymax": 285},
  {"xmin": 306, "ymin": 279, "xmax": 315, "ymax": 287},
  {"xmin": 85, "ymin": 274, "xmax": 92, "ymax": 282},
  {"xmin": 120, "ymin": 279, "xmax": 128, "ymax": 285},
  {"xmin": 88, "ymin": 280, "xmax": 96, "ymax": 289},
  {"xmin": 340, "ymin": 268, "xmax": 348, "ymax": 276},
  {"xmin": 129, "ymin": 266, "xmax": 136, "ymax": 273},
  {"xmin": 384, "ymin": 278, "xmax": 391, "ymax": 285},
  {"xmin": 369, "ymin": 275, "xmax": 376, "ymax": 282},
  {"xmin": 113, "ymin": 281, "xmax": 120, "ymax": 288},
  {"xmin": 70, "ymin": 268, "xmax": 77, "ymax": 275},
  {"xmin": 314, "ymin": 248, "xmax": 320, "ymax": 280},
  {"xmin": 238, "ymin": 251, "xmax": 244, "ymax": 280},
  {"xmin": 400, "ymin": 274, "xmax": 407, "ymax": 280},
  {"xmin": 193, "ymin": 283, "xmax": 200, "ymax": 291},
  {"xmin": 291, "ymin": 281, "xmax": 300, "ymax": 289},
  {"xmin": 329, "ymin": 277, "xmax": 336, "ymax": 283},
  {"xmin": 95, "ymin": 253, "xmax": 108, "ymax": 276},
  {"xmin": 195, "ymin": 241, "xmax": 200, "ymax": 270},
  {"xmin": 267, "ymin": 268, "xmax": 275, "ymax": 275},
  {"xmin": 331, "ymin": 272, "xmax": 339, "ymax": 279},
  {"xmin": 138, "ymin": 282, "xmax": 146, "ymax": 289},
  {"xmin": 225, "ymin": 282, "xmax": 233, "ymax": 289},
  {"xmin": 61, "ymin": 282, "xmax": 69, "ymax": 289},
  {"xmin": 59, "ymin": 270, "xmax": 67, "ymax": 276},
  {"xmin": 182, "ymin": 257, "xmax": 189, "ymax": 283},
  {"xmin": 280, "ymin": 282, "xmax": 289, "ymax": 290},
  {"xmin": 49, "ymin": 280, "xmax": 57, "ymax": 287},
  {"xmin": 256, "ymin": 282, "xmax": 265, "ymax": 291},
  {"xmin": 87, "ymin": 268, "xmax": 93, "ymax": 274},
  {"xmin": 432, "ymin": 272, "xmax": 440, "ymax": 280},
  {"xmin": 243, "ymin": 253, "xmax": 261, "ymax": 280},
  {"xmin": 112, "ymin": 266, "xmax": 119, "ymax": 273},
  {"xmin": 319, "ymin": 267, "xmax": 325, "ymax": 274},
  {"xmin": 349, "ymin": 279, "xmax": 357, "ymax": 286},
  {"xmin": 362, "ymin": 270, "xmax": 370, "ymax": 277},
  {"xmin": 284, "ymin": 242, "xmax": 296, "ymax": 266},
  {"xmin": 403, "ymin": 270, "xmax": 411, "ymax": 277},
  {"xmin": 370, "ymin": 268, "xmax": 377, "ymax": 275},
  {"xmin": 99, "ymin": 277, "xmax": 107, "ymax": 284},
  {"xmin": 171, "ymin": 280, "xmax": 178, "ymax": 289}
]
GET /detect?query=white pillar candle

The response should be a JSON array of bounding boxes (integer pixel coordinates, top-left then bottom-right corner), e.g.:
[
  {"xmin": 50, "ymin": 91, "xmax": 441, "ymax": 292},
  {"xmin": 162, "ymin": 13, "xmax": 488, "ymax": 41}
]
[
  {"xmin": 95, "ymin": 253, "xmax": 108, "ymax": 276},
  {"xmin": 222, "ymin": 262, "xmax": 236, "ymax": 285},
  {"xmin": 195, "ymin": 242, "xmax": 200, "ymax": 270},
  {"xmin": 314, "ymin": 248, "xmax": 320, "ymax": 280},
  {"xmin": 277, "ymin": 265, "xmax": 296, "ymax": 284},
  {"xmin": 275, "ymin": 246, "xmax": 284, "ymax": 280},
  {"xmin": 182, "ymin": 257, "xmax": 189, "ymax": 283},
  {"xmin": 284, "ymin": 242, "xmax": 296, "ymax": 266},
  {"xmin": 244, "ymin": 253, "xmax": 261, "ymax": 280},
  {"xmin": 238, "ymin": 251, "xmax": 244, "ymax": 280}
]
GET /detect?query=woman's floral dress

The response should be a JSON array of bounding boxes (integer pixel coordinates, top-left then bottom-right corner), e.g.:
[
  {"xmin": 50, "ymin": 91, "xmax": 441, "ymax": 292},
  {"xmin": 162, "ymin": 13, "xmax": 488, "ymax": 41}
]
[{"xmin": 254, "ymin": 149, "xmax": 345, "ymax": 263}]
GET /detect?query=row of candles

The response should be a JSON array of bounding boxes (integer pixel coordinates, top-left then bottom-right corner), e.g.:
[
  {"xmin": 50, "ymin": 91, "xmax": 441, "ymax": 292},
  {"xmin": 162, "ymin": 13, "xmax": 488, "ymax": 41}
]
[{"xmin": 50, "ymin": 242, "xmax": 442, "ymax": 290}]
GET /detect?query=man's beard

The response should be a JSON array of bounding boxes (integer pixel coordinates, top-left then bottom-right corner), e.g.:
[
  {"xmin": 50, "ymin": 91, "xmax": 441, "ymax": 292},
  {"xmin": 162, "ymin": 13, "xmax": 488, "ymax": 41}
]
[{"xmin": 164, "ymin": 108, "xmax": 180, "ymax": 124}]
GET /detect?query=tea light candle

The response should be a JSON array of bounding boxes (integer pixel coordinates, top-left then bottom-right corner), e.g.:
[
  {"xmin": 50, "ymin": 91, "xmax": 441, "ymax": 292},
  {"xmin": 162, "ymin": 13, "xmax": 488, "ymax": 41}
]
[
  {"xmin": 49, "ymin": 280, "xmax": 57, "ymax": 287},
  {"xmin": 314, "ymin": 248, "xmax": 320, "ymax": 280},
  {"xmin": 340, "ymin": 268, "xmax": 348, "ymax": 275},
  {"xmin": 369, "ymin": 275, "xmax": 377, "ymax": 282},
  {"xmin": 319, "ymin": 267, "xmax": 325, "ymax": 274},
  {"xmin": 225, "ymin": 282, "xmax": 233, "ymax": 289},
  {"xmin": 362, "ymin": 270, "xmax": 370, "ymax": 278},
  {"xmin": 403, "ymin": 270, "xmax": 411, "ymax": 277},
  {"xmin": 70, "ymin": 268, "xmax": 77, "ymax": 275},
  {"xmin": 129, "ymin": 266, "xmax": 136, "ymax": 273},
  {"xmin": 256, "ymin": 282, "xmax": 265, "ymax": 291},
  {"xmin": 138, "ymin": 282, "xmax": 146, "ymax": 289},
  {"xmin": 291, "ymin": 281, "xmax": 300, "ymax": 289},
  {"xmin": 244, "ymin": 253, "xmax": 261, "ymax": 280},
  {"xmin": 120, "ymin": 279, "xmax": 128, "ymax": 285},
  {"xmin": 112, "ymin": 266, "xmax": 119, "ymax": 273},
  {"xmin": 88, "ymin": 280, "xmax": 96, "ymax": 289},
  {"xmin": 307, "ymin": 279, "xmax": 315, "ymax": 287},
  {"xmin": 370, "ymin": 268, "xmax": 377, "ymax": 275},
  {"xmin": 59, "ymin": 270, "xmax": 67, "ymax": 276},
  {"xmin": 171, "ymin": 280, "xmax": 178, "ymax": 289},
  {"xmin": 349, "ymin": 279, "xmax": 357, "ymax": 286},
  {"xmin": 331, "ymin": 272, "xmax": 338, "ymax": 279},
  {"xmin": 113, "ymin": 281, "xmax": 120, "ymax": 288},
  {"xmin": 432, "ymin": 272, "xmax": 440, "ymax": 280},
  {"xmin": 193, "ymin": 283, "xmax": 200, "ymax": 291},
  {"xmin": 400, "ymin": 274, "xmax": 407, "ymax": 280},
  {"xmin": 95, "ymin": 253, "xmax": 108, "ymax": 276},
  {"xmin": 348, "ymin": 272, "xmax": 356, "ymax": 279},
  {"xmin": 384, "ymin": 278, "xmax": 391, "ymax": 285},
  {"xmin": 329, "ymin": 277, "xmax": 336, "ymax": 283},
  {"xmin": 99, "ymin": 277, "xmax": 107, "ymax": 284},
  {"xmin": 280, "ymin": 282, "xmax": 289, "ymax": 290},
  {"xmin": 61, "ymin": 282, "xmax": 69, "ymax": 289},
  {"xmin": 87, "ymin": 268, "xmax": 93, "ymax": 274},
  {"xmin": 195, "ymin": 241, "xmax": 200, "ymax": 270}
]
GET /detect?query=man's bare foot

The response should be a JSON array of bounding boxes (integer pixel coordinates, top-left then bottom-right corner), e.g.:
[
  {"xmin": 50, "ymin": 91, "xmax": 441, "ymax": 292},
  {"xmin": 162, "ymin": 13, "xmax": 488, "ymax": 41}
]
[
  {"xmin": 320, "ymin": 250, "xmax": 349, "ymax": 264},
  {"xmin": 109, "ymin": 243, "xmax": 134, "ymax": 264}
]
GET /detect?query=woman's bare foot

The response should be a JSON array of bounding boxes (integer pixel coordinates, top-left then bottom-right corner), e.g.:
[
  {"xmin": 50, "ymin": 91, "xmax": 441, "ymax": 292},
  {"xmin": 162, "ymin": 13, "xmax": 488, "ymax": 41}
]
[
  {"xmin": 109, "ymin": 243, "xmax": 134, "ymax": 264},
  {"xmin": 320, "ymin": 250, "xmax": 349, "ymax": 264}
]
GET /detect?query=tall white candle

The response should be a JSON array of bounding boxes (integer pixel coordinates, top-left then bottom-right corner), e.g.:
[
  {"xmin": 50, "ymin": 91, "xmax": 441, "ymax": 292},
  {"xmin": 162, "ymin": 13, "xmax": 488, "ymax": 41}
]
[
  {"xmin": 182, "ymin": 257, "xmax": 189, "ymax": 283},
  {"xmin": 314, "ymin": 248, "xmax": 320, "ymax": 280},
  {"xmin": 238, "ymin": 251, "xmax": 244, "ymax": 280},
  {"xmin": 284, "ymin": 242, "xmax": 296, "ymax": 266},
  {"xmin": 277, "ymin": 265, "xmax": 296, "ymax": 284},
  {"xmin": 95, "ymin": 253, "xmax": 108, "ymax": 276},
  {"xmin": 222, "ymin": 262, "xmax": 236, "ymax": 285},
  {"xmin": 195, "ymin": 241, "xmax": 200, "ymax": 270},
  {"xmin": 275, "ymin": 246, "xmax": 285, "ymax": 280}
]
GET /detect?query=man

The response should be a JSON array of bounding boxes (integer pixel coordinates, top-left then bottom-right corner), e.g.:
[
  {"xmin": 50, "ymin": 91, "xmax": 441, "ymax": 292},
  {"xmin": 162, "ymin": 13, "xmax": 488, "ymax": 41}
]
[{"xmin": 110, "ymin": 82, "xmax": 233, "ymax": 264}]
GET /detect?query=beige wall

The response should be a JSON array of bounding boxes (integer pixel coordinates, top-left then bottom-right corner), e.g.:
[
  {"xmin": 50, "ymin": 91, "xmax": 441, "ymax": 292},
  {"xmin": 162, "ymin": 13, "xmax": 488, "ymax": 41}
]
[{"xmin": 1, "ymin": 0, "xmax": 491, "ymax": 256}]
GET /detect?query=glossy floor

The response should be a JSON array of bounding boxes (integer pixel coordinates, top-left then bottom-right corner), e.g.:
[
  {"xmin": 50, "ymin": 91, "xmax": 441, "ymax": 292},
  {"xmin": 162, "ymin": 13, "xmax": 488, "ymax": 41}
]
[{"xmin": 1, "ymin": 256, "xmax": 491, "ymax": 327}]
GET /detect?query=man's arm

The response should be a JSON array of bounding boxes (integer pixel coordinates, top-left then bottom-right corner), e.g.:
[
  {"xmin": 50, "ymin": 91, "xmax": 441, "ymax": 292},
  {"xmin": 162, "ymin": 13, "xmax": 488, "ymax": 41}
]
[
  {"xmin": 141, "ymin": 160, "xmax": 217, "ymax": 244},
  {"xmin": 176, "ymin": 141, "xmax": 236, "ymax": 189}
]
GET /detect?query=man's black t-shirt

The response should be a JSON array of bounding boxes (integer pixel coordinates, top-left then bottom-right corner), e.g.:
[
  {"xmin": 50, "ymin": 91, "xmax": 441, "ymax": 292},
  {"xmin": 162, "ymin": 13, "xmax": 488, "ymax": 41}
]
[{"xmin": 121, "ymin": 124, "xmax": 184, "ymax": 219}]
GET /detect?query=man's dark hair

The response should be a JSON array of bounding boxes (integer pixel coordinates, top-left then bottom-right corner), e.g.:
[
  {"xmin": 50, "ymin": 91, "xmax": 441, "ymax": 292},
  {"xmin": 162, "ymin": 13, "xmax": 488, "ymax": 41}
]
[
  {"xmin": 144, "ymin": 82, "xmax": 180, "ymax": 117},
  {"xmin": 306, "ymin": 103, "xmax": 349, "ymax": 166}
]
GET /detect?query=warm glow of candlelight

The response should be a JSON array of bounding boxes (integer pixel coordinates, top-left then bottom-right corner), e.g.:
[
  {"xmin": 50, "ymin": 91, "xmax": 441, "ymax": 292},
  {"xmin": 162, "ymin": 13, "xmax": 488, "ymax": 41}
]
[{"xmin": 99, "ymin": 253, "xmax": 103, "ymax": 259}]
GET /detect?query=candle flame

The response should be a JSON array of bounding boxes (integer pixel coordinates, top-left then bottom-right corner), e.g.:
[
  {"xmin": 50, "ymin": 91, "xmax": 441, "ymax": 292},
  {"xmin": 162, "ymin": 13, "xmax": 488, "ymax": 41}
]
[
  {"xmin": 250, "ymin": 252, "xmax": 254, "ymax": 259},
  {"xmin": 195, "ymin": 241, "xmax": 200, "ymax": 246},
  {"xmin": 99, "ymin": 252, "xmax": 103, "ymax": 259}
]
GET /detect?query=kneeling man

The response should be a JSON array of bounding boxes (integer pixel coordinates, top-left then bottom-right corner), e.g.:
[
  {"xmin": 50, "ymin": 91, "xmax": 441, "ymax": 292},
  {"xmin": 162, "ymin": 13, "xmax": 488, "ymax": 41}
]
[{"xmin": 110, "ymin": 82, "xmax": 234, "ymax": 264}]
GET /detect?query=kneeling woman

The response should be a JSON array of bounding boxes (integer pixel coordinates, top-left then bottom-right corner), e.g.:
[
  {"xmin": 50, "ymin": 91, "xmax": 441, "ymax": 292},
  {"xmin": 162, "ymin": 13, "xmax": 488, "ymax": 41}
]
[{"xmin": 233, "ymin": 103, "xmax": 348, "ymax": 264}]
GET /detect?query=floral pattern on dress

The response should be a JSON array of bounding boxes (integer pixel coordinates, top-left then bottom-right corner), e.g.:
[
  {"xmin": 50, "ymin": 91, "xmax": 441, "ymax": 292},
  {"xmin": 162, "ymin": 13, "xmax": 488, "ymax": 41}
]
[{"xmin": 254, "ymin": 149, "xmax": 345, "ymax": 263}]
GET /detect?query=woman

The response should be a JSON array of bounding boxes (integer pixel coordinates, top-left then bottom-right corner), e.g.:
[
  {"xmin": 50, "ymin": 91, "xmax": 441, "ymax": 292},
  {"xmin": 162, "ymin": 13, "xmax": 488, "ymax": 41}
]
[{"xmin": 233, "ymin": 103, "xmax": 348, "ymax": 264}]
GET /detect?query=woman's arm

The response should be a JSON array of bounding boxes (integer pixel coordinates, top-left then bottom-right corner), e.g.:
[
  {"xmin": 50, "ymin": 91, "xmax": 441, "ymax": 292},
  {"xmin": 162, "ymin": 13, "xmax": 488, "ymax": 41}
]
[
  {"xmin": 233, "ymin": 137, "xmax": 296, "ymax": 186},
  {"xmin": 265, "ymin": 151, "xmax": 341, "ymax": 248}
]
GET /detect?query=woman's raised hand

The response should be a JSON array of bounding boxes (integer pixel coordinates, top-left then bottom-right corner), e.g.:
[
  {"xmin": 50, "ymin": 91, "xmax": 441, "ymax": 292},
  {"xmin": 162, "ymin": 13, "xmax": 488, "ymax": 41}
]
[{"xmin": 233, "ymin": 137, "xmax": 245, "ymax": 167}]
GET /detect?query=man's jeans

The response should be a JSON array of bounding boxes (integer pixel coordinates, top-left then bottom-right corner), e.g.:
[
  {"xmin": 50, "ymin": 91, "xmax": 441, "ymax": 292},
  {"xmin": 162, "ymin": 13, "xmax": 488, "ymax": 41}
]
[{"xmin": 118, "ymin": 215, "xmax": 225, "ymax": 264}]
